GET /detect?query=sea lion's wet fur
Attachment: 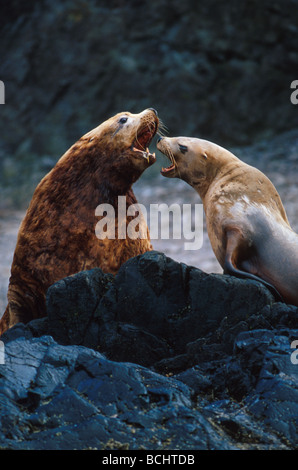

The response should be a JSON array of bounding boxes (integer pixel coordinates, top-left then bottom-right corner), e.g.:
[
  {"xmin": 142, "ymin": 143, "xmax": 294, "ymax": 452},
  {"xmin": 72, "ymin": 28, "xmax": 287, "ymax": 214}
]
[
  {"xmin": 157, "ymin": 136, "xmax": 298, "ymax": 307},
  {"xmin": 0, "ymin": 109, "xmax": 159, "ymax": 333}
]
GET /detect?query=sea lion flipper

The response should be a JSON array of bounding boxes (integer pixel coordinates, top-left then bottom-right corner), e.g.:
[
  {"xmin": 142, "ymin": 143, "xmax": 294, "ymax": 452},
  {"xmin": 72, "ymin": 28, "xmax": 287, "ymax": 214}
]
[
  {"xmin": 224, "ymin": 229, "xmax": 284, "ymax": 302},
  {"xmin": 223, "ymin": 228, "xmax": 243, "ymax": 274}
]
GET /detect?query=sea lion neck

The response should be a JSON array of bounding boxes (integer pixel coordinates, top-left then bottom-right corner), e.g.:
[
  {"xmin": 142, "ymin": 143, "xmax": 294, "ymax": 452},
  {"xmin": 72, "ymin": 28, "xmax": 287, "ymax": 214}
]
[
  {"xmin": 61, "ymin": 141, "xmax": 140, "ymax": 201},
  {"xmin": 93, "ymin": 157, "xmax": 141, "ymax": 199},
  {"xmin": 94, "ymin": 176, "xmax": 136, "ymax": 205}
]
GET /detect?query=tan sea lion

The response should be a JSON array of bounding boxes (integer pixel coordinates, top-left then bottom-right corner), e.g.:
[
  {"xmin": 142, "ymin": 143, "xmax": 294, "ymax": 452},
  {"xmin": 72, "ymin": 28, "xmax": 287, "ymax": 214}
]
[
  {"xmin": 157, "ymin": 135, "xmax": 298, "ymax": 307},
  {"xmin": 0, "ymin": 108, "xmax": 159, "ymax": 334}
]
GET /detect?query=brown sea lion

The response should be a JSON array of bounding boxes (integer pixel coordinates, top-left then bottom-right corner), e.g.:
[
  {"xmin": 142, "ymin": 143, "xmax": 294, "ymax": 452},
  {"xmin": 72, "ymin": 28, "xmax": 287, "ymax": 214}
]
[
  {"xmin": 157, "ymin": 135, "xmax": 298, "ymax": 306},
  {"xmin": 0, "ymin": 108, "xmax": 159, "ymax": 334}
]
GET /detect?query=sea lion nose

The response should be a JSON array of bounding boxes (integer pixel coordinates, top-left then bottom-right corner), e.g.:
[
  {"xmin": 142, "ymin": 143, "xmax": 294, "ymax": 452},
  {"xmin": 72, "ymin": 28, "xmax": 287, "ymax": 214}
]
[
  {"xmin": 148, "ymin": 108, "xmax": 158, "ymax": 116},
  {"xmin": 157, "ymin": 136, "xmax": 163, "ymax": 143}
]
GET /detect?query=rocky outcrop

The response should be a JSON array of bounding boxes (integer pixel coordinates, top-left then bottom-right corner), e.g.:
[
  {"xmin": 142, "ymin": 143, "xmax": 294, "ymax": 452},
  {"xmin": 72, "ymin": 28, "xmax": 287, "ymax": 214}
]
[{"xmin": 1, "ymin": 251, "xmax": 297, "ymax": 449}]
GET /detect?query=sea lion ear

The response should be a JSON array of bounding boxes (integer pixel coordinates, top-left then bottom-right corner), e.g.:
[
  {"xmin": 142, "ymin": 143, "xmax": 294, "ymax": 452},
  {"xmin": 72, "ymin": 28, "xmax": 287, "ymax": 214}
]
[{"xmin": 178, "ymin": 144, "xmax": 188, "ymax": 154}]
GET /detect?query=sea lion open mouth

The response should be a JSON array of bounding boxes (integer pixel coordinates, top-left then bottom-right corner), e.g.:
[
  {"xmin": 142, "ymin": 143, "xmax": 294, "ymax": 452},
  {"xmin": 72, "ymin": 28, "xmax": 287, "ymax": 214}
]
[
  {"xmin": 160, "ymin": 162, "xmax": 176, "ymax": 175},
  {"xmin": 157, "ymin": 138, "xmax": 177, "ymax": 177},
  {"xmin": 131, "ymin": 121, "xmax": 158, "ymax": 164}
]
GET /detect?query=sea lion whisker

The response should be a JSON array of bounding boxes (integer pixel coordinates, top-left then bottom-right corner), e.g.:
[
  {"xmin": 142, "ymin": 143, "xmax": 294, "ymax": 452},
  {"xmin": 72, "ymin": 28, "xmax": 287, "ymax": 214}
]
[
  {"xmin": 157, "ymin": 129, "xmax": 167, "ymax": 138},
  {"xmin": 135, "ymin": 132, "xmax": 145, "ymax": 150},
  {"xmin": 158, "ymin": 118, "xmax": 168, "ymax": 131},
  {"xmin": 157, "ymin": 120, "xmax": 168, "ymax": 136},
  {"xmin": 133, "ymin": 117, "xmax": 158, "ymax": 152},
  {"xmin": 171, "ymin": 152, "xmax": 181, "ymax": 178},
  {"xmin": 162, "ymin": 144, "xmax": 181, "ymax": 177}
]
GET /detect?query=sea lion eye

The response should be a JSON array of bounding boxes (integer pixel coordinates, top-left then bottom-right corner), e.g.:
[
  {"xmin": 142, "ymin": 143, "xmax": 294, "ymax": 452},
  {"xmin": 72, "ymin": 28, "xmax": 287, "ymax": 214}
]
[
  {"xmin": 119, "ymin": 117, "xmax": 128, "ymax": 124},
  {"xmin": 178, "ymin": 144, "xmax": 188, "ymax": 154}
]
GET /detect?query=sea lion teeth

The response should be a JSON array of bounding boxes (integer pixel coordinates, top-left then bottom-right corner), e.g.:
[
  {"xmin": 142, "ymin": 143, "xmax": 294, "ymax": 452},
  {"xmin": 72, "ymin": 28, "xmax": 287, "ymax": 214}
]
[
  {"xmin": 157, "ymin": 135, "xmax": 298, "ymax": 307},
  {"xmin": 132, "ymin": 146, "xmax": 150, "ymax": 162}
]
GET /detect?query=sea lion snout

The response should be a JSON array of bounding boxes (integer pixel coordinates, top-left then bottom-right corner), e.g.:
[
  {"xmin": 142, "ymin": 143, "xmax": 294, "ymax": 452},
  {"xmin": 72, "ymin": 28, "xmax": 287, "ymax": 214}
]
[
  {"xmin": 157, "ymin": 136, "xmax": 179, "ymax": 178},
  {"xmin": 147, "ymin": 108, "xmax": 158, "ymax": 116},
  {"xmin": 157, "ymin": 136, "xmax": 203, "ymax": 184}
]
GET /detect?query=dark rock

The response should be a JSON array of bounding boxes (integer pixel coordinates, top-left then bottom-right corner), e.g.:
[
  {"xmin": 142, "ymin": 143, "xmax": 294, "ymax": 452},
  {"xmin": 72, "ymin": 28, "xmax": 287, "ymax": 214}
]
[
  {"xmin": 0, "ymin": 335, "xmax": 237, "ymax": 450},
  {"xmin": 236, "ymin": 330, "xmax": 298, "ymax": 445},
  {"xmin": 46, "ymin": 268, "xmax": 113, "ymax": 347},
  {"xmin": 174, "ymin": 366, "xmax": 213, "ymax": 396},
  {"xmin": 1, "ymin": 251, "xmax": 297, "ymax": 449},
  {"xmin": 47, "ymin": 251, "xmax": 275, "ymax": 369}
]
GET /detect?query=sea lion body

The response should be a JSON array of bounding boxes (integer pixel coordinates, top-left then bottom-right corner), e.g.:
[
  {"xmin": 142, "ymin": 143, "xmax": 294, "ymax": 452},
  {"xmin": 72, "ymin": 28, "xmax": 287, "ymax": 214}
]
[
  {"xmin": 0, "ymin": 108, "xmax": 159, "ymax": 333},
  {"xmin": 157, "ymin": 136, "xmax": 298, "ymax": 306}
]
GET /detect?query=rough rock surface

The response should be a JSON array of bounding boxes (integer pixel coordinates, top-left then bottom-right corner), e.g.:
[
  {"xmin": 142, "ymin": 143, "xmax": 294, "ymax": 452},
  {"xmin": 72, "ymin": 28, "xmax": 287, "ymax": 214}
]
[
  {"xmin": 1, "ymin": 0, "xmax": 298, "ymax": 206},
  {"xmin": 0, "ymin": 251, "xmax": 297, "ymax": 450}
]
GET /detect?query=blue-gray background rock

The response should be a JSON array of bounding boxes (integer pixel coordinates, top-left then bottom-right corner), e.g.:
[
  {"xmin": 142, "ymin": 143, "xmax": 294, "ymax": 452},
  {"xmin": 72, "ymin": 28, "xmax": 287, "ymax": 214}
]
[{"xmin": 1, "ymin": 0, "xmax": 298, "ymax": 207}]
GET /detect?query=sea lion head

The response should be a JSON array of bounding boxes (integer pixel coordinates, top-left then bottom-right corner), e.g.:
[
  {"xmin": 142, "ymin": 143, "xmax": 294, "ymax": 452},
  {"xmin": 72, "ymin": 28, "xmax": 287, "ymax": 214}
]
[
  {"xmin": 157, "ymin": 136, "xmax": 235, "ymax": 197},
  {"xmin": 84, "ymin": 108, "xmax": 159, "ymax": 179}
]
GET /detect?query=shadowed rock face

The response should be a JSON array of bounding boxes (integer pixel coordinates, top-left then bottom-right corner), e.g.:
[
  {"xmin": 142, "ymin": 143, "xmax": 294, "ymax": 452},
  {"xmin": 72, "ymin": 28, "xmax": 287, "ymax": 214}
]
[
  {"xmin": 47, "ymin": 251, "xmax": 276, "ymax": 362},
  {"xmin": 1, "ymin": 251, "xmax": 297, "ymax": 450},
  {"xmin": 1, "ymin": 0, "xmax": 298, "ymax": 201}
]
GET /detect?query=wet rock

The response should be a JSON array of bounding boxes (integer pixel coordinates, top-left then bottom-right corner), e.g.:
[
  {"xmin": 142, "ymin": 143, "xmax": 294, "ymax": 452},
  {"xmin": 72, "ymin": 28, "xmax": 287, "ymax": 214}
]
[
  {"xmin": 1, "ymin": 251, "xmax": 297, "ymax": 449},
  {"xmin": 0, "ymin": 330, "xmax": 293, "ymax": 450},
  {"xmin": 236, "ymin": 330, "xmax": 298, "ymax": 444},
  {"xmin": 0, "ymin": 335, "xmax": 237, "ymax": 450},
  {"xmin": 0, "ymin": 252, "xmax": 298, "ymax": 450},
  {"xmin": 46, "ymin": 251, "xmax": 275, "ymax": 368}
]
